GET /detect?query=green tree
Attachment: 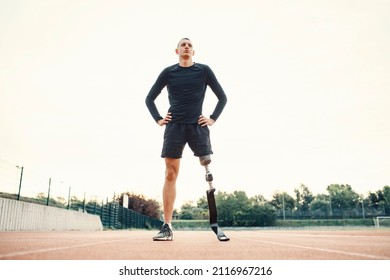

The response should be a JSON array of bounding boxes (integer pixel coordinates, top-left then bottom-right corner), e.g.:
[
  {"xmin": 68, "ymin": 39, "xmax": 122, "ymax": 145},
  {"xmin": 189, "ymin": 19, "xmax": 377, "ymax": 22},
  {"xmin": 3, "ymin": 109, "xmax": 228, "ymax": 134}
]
[
  {"xmin": 250, "ymin": 194, "xmax": 267, "ymax": 205},
  {"xmin": 179, "ymin": 201, "xmax": 196, "ymax": 220},
  {"xmin": 248, "ymin": 203, "xmax": 276, "ymax": 226},
  {"xmin": 326, "ymin": 184, "xmax": 360, "ymax": 217},
  {"xmin": 196, "ymin": 196, "xmax": 208, "ymax": 210},
  {"xmin": 215, "ymin": 190, "xmax": 251, "ymax": 226},
  {"xmin": 179, "ymin": 210, "xmax": 194, "ymax": 220},
  {"xmin": 246, "ymin": 196, "xmax": 276, "ymax": 226},
  {"xmin": 120, "ymin": 192, "xmax": 161, "ymax": 219},
  {"xmin": 367, "ymin": 191, "xmax": 381, "ymax": 210},
  {"xmin": 270, "ymin": 192, "xmax": 294, "ymax": 210},
  {"xmin": 382, "ymin": 186, "xmax": 390, "ymax": 215},
  {"xmin": 215, "ymin": 191, "xmax": 276, "ymax": 226},
  {"xmin": 270, "ymin": 191, "xmax": 294, "ymax": 218},
  {"xmin": 310, "ymin": 194, "xmax": 331, "ymax": 217},
  {"xmin": 294, "ymin": 184, "xmax": 314, "ymax": 213},
  {"xmin": 326, "ymin": 184, "xmax": 359, "ymax": 209}
]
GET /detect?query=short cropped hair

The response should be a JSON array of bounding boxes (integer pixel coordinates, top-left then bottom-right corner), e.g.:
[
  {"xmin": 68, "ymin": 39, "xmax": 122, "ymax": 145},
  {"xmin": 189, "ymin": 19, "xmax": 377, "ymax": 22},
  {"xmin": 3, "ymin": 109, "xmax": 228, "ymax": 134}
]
[{"xmin": 177, "ymin": 38, "xmax": 191, "ymax": 48}]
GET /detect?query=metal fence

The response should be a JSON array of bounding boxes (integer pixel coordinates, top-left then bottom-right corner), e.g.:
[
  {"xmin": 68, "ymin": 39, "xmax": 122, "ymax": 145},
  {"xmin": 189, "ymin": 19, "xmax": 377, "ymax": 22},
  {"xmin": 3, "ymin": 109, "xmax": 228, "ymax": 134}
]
[
  {"xmin": 83, "ymin": 200, "xmax": 163, "ymax": 230},
  {"xmin": 0, "ymin": 192, "xmax": 163, "ymax": 230}
]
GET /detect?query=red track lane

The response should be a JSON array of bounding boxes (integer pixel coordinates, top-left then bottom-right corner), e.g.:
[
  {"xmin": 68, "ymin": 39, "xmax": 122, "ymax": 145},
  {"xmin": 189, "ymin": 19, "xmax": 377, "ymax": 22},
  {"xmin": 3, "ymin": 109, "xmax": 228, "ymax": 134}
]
[{"xmin": 0, "ymin": 229, "xmax": 389, "ymax": 260}]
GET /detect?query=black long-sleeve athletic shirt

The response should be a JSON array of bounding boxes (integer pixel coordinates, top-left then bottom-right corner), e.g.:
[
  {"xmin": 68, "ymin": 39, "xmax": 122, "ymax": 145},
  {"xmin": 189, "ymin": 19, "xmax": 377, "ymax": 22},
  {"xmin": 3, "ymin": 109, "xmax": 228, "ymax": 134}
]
[{"xmin": 145, "ymin": 63, "xmax": 227, "ymax": 124}]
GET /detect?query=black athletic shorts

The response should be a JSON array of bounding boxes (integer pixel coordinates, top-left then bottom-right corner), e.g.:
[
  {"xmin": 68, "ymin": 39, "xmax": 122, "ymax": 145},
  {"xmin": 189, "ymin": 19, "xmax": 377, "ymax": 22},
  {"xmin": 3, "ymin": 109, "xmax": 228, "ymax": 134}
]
[{"xmin": 161, "ymin": 123, "xmax": 213, "ymax": 158}]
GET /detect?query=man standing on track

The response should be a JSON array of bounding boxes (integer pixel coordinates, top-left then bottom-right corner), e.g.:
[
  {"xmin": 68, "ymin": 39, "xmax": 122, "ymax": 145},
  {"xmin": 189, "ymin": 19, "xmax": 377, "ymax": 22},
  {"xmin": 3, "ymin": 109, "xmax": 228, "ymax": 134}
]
[{"xmin": 145, "ymin": 38, "xmax": 227, "ymax": 241}]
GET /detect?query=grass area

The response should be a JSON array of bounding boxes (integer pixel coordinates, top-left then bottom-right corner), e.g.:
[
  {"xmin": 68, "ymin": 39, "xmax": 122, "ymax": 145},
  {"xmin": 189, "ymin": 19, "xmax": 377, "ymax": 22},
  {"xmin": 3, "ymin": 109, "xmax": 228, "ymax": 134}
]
[
  {"xmin": 172, "ymin": 218, "xmax": 376, "ymax": 229},
  {"xmin": 172, "ymin": 220, "xmax": 210, "ymax": 229},
  {"xmin": 274, "ymin": 218, "xmax": 374, "ymax": 227}
]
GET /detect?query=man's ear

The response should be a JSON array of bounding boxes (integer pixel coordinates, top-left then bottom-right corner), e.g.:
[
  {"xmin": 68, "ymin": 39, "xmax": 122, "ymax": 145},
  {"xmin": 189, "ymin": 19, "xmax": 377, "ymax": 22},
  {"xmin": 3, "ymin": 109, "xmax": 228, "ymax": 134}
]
[{"xmin": 175, "ymin": 49, "xmax": 179, "ymax": 54}]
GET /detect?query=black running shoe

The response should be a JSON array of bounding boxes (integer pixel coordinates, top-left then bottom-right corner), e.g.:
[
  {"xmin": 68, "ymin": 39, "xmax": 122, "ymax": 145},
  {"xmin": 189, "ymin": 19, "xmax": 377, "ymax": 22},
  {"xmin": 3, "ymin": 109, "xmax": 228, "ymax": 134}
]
[{"xmin": 153, "ymin": 223, "xmax": 173, "ymax": 241}]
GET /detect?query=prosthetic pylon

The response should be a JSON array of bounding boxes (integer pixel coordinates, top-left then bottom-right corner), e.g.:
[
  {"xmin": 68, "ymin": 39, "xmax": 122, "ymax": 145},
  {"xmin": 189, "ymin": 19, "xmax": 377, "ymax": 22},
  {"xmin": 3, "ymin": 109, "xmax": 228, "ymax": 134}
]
[{"xmin": 200, "ymin": 155, "xmax": 230, "ymax": 242}]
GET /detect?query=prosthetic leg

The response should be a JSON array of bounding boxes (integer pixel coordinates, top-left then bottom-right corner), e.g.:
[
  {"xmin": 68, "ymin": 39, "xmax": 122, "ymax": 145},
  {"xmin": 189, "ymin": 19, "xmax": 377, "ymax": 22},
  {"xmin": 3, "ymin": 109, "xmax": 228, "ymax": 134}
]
[{"xmin": 199, "ymin": 155, "xmax": 230, "ymax": 241}]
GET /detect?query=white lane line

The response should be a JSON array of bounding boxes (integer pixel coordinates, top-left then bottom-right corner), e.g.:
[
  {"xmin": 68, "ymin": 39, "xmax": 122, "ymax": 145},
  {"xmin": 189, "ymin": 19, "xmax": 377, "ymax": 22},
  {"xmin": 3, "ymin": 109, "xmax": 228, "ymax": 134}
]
[
  {"xmin": 0, "ymin": 235, "xmax": 149, "ymax": 259},
  {"xmin": 235, "ymin": 232, "xmax": 390, "ymax": 239},
  {"xmin": 234, "ymin": 237, "xmax": 390, "ymax": 260}
]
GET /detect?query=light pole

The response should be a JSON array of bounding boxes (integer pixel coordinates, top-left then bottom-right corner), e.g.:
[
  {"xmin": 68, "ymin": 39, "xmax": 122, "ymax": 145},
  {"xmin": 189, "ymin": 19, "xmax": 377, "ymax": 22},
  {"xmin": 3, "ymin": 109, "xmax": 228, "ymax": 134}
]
[
  {"xmin": 67, "ymin": 186, "xmax": 71, "ymax": 210},
  {"xmin": 360, "ymin": 195, "xmax": 365, "ymax": 220},
  {"xmin": 16, "ymin": 166, "xmax": 24, "ymax": 201},
  {"xmin": 46, "ymin": 178, "xmax": 51, "ymax": 206}
]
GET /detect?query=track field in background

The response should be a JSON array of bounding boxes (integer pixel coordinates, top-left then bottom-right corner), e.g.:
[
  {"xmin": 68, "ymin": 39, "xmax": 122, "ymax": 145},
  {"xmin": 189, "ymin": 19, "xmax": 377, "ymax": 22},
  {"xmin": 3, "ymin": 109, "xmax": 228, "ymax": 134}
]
[{"xmin": 0, "ymin": 229, "xmax": 389, "ymax": 260}]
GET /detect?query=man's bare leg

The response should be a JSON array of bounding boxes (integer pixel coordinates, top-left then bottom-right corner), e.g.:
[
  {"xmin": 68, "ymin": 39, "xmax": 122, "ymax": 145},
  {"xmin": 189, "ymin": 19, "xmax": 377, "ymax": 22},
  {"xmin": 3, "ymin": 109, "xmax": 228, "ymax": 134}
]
[
  {"xmin": 153, "ymin": 157, "xmax": 180, "ymax": 241},
  {"xmin": 163, "ymin": 157, "xmax": 180, "ymax": 224}
]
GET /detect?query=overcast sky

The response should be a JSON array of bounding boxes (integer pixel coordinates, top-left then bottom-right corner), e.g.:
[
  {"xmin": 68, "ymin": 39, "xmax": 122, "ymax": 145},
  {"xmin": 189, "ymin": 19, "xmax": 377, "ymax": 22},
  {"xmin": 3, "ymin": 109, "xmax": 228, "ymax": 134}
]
[{"xmin": 1, "ymin": 0, "xmax": 389, "ymax": 208}]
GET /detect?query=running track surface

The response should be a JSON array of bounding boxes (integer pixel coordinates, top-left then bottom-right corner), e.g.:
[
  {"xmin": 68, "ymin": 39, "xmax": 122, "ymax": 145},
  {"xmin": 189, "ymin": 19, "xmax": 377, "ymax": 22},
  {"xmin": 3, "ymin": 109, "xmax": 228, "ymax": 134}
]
[{"xmin": 0, "ymin": 229, "xmax": 389, "ymax": 260}]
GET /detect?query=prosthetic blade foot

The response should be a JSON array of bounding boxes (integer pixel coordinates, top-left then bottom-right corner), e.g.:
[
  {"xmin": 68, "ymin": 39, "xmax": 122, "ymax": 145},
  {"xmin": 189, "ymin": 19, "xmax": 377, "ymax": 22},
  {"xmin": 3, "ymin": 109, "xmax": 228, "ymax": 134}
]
[{"xmin": 207, "ymin": 188, "xmax": 230, "ymax": 242}]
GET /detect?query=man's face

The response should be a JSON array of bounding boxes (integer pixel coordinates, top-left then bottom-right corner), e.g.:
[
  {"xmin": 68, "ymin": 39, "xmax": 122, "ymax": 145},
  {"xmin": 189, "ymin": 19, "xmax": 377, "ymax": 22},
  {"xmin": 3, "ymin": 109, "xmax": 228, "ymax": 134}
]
[{"xmin": 176, "ymin": 39, "xmax": 194, "ymax": 59}]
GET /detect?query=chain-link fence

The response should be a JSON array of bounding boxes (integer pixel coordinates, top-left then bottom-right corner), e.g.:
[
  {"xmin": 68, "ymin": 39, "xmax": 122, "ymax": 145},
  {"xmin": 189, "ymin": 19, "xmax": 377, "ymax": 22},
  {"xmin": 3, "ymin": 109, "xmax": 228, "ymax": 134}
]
[
  {"xmin": 0, "ymin": 191, "xmax": 163, "ymax": 230},
  {"xmin": 83, "ymin": 200, "xmax": 163, "ymax": 230}
]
